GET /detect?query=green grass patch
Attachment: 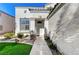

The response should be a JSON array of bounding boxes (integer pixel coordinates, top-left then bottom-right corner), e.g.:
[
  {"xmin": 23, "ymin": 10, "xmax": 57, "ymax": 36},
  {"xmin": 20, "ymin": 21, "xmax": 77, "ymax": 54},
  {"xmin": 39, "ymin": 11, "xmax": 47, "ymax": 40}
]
[{"xmin": 0, "ymin": 43, "xmax": 32, "ymax": 55}]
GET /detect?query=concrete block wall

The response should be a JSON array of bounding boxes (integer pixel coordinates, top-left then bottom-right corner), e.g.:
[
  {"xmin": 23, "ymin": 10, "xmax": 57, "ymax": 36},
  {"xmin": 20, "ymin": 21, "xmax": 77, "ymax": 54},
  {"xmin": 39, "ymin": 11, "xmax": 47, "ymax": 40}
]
[{"xmin": 48, "ymin": 3, "xmax": 79, "ymax": 54}]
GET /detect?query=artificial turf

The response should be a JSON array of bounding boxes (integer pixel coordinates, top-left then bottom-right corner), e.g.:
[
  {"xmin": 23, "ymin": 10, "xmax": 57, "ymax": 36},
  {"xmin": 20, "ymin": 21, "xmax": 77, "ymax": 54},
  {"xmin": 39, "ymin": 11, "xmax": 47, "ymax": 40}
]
[{"xmin": 0, "ymin": 42, "xmax": 32, "ymax": 55}]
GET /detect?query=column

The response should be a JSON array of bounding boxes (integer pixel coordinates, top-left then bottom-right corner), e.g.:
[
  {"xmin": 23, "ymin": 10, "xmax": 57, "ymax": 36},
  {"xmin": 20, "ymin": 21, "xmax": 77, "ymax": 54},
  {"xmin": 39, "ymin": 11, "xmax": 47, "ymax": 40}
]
[
  {"xmin": 15, "ymin": 18, "xmax": 20, "ymax": 35},
  {"xmin": 30, "ymin": 19, "xmax": 35, "ymax": 33},
  {"xmin": 44, "ymin": 19, "xmax": 49, "ymax": 35}
]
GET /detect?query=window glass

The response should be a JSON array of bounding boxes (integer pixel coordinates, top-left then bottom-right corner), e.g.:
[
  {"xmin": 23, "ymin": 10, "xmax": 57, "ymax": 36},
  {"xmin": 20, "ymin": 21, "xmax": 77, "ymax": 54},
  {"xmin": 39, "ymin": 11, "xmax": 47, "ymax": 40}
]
[{"xmin": 20, "ymin": 18, "xmax": 29, "ymax": 30}]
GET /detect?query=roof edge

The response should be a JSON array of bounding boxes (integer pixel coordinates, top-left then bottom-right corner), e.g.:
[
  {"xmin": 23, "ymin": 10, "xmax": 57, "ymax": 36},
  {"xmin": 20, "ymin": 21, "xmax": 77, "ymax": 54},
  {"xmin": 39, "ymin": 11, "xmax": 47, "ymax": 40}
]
[
  {"xmin": 0, "ymin": 10, "xmax": 15, "ymax": 18},
  {"xmin": 47, "ymin": 3, "xmax": 65, "ymax": 19}
]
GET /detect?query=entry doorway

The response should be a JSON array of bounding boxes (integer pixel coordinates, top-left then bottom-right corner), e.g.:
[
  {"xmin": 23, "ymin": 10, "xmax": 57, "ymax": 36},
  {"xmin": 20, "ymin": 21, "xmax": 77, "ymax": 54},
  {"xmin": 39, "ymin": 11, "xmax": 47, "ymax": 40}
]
[{"xmin": 35, "ymin": 20, "xmax": 44, "ymax": 35}]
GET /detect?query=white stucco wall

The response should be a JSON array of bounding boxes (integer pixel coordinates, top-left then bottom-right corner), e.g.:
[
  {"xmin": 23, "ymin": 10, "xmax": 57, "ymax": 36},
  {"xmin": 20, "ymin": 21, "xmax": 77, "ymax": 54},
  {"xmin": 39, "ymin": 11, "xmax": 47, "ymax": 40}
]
[
  {"xmin": 15, "ymin": 18, "xmax": 20, "ymax": 35},
  {"xmin": 0, "ymin": 12, "xmax": 15, "ymax": 34},
  {"xmin": 48, "ymin": 3, "xmax": 79, "ymax": 54},
  {"xmin": 15, "ymin": 7, "xmax": 49, "ymax": 19},
  {"xmin": 44, "ymin": 19, "xmax": 49, "ymax": 35},
  {"xmin": 30, "ymin": 19, "xmax": 35, "ymax": 32}
]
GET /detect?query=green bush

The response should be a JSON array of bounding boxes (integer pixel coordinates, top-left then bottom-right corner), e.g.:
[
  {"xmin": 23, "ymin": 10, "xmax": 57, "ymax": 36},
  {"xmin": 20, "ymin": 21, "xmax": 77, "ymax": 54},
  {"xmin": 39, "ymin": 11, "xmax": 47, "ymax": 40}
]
[
  {"xmin": 17, "ymin": 33, "xmax": 24, "ymax": 39},
  {"xmin": 4, "ymin": 32, "xmax": 14, "ymax": 39},
  {"xmin": 24, "ymin": 35, "xmax": 29, "ymax": 37}
]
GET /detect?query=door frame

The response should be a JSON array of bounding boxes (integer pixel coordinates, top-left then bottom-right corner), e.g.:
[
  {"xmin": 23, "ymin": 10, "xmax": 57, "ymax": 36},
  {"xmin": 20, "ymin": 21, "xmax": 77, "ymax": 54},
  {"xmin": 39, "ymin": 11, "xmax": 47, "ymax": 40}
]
[{"xmin": 35, "ymin": 20, "xmax": 44, "ymax": 35}]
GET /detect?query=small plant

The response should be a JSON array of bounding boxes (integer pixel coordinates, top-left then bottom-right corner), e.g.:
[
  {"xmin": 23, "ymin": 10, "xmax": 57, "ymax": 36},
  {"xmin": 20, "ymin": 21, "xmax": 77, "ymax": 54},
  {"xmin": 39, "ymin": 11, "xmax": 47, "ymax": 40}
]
[
  {"xmin": 4, "ymin": 32, "xmax": 15, "ymax": 39},
  {"xmin": 17, "ymin": 33, "xmax": 24, "ymax": 39},
  {"xmin": 30, "ymin": 31, "xmax": 36, "ymax": 41},
  {"xmin": 30, "ymin": 34, "xmax": 36, "ymax": 41}
]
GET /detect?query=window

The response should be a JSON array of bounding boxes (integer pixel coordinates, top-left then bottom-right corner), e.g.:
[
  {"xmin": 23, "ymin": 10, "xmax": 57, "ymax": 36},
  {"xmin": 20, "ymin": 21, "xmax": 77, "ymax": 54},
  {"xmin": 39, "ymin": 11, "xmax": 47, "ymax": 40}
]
[
  {"xmin": 0, "ymin": 25, "xmax": 3, "ymax": 31},
  {"xmin": 20, "ymin": 18, "xmax": 29, "ymax": 31}
]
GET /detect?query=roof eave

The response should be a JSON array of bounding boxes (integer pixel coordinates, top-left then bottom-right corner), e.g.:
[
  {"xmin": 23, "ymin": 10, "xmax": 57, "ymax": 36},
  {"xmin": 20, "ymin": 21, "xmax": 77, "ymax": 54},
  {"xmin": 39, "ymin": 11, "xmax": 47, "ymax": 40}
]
[{"xmin": 47, "ymin": 3, "xmax": 65, "ymax": 20}]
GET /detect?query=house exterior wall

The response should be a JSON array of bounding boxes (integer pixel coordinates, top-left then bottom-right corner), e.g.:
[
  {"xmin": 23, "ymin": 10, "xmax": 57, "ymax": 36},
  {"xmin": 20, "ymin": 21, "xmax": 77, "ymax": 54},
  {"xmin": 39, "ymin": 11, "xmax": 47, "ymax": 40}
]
[
  {"xmin": 15, "ymin": 18, "xmax": 35, "ymax": 35},
  {"xmin": 48, "ymin": 3, "xmax": 79, "ymax": 54},
  {"xmin": 0, "ymin": 12, "xmax": 15, "ymax": 34},
  {"xmin": 44, "ymin": 19, "xmax": 49, "ymax": 35},
  {"xmin": 30, "ymin": 19, "xmax": 35, "ymax": 32},
  {"xmin": 15, "ymin": 7, "xmax": 49, "ymax": 19},
  {"xmin": 15, "ymin": 7, "xmax": 49, "ymax": 35}
]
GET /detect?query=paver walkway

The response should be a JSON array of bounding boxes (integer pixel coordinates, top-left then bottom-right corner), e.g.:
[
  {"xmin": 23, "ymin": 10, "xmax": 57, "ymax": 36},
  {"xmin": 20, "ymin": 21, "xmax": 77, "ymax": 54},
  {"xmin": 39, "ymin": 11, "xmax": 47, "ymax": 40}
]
[{"xmin": 30, "ymin": 36, "xmax": 52, "ymax": 55}]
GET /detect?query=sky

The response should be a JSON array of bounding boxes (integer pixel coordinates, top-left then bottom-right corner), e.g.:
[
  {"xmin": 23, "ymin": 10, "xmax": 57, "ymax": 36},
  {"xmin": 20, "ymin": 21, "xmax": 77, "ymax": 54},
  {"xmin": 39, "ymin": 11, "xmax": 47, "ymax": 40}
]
[{"xmin": 0, "ymin": 3, "xmax": 46, "ymax": 16}]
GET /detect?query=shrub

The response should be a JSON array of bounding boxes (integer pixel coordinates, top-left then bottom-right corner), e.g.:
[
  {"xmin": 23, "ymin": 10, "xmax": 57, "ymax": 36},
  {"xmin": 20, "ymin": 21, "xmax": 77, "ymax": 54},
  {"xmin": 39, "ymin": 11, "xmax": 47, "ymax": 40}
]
[
  {"xmin": 17, "ymin": 33, "xmax": 24, "ymax": 39},
  {"xmin": 24, "ymin": 35, "xmax": 29, "ymax": 37},
  {"xmin": 30, "ymin": 34, "xmax": 36, "ymax": 41},
  {"xmin": 4, "ymin": 32, "xmax": 15, "ymax": 39}
]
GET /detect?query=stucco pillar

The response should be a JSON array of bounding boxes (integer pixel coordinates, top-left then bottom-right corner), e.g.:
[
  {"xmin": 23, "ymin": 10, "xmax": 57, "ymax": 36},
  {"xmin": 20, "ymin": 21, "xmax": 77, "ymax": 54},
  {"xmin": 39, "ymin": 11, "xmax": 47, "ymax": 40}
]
[
  {"xmin": 15, "ymin": 18, "xmax": 20, "ymax": 35},
  {"xmin": 44, "ymin": 19, "xmax": 49, "ymax": 35},
  {"xmin": 30, "ymin": 19, "xmax": 35, "ymax": 33}
]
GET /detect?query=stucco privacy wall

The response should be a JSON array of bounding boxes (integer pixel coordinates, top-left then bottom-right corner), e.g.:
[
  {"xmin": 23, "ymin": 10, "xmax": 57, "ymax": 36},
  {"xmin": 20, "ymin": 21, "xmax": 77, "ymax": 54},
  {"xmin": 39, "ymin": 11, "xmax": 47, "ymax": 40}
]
[
  {"xmin": 48, "ymin": 3, "xmax": 79, "ymax": 54},
  {"xmin": 0, "ymin": 12, "xmax": 15, "ymax": 34}
]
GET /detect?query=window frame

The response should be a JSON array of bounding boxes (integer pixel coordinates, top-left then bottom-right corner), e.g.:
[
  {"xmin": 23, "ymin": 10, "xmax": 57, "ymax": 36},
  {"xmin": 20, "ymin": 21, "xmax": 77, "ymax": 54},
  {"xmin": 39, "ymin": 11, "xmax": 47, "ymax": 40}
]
[{"xmin": 20, "ymin": 18, "xmax": 30, "ymax": 31}]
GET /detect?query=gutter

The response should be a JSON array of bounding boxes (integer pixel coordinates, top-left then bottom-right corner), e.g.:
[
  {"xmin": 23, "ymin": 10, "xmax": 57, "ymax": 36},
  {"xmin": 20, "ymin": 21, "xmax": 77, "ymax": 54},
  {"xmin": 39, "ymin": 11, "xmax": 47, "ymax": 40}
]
[{"xmin": 47, "ymin": 3, "xmax": 65, "ymax": 20}]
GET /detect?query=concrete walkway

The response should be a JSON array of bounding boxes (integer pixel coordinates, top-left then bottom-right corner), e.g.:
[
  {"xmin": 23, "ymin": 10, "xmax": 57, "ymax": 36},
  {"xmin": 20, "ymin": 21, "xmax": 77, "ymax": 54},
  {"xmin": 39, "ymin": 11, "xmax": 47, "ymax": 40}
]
[{"xmin": 30, "ymin": 36, "xmax": 52, "ymax": 55}]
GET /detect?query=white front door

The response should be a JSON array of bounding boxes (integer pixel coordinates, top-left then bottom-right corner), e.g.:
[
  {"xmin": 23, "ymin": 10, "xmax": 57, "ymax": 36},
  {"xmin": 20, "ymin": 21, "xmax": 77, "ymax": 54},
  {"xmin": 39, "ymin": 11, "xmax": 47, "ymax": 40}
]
[{"xmin": 35, "ymin": 20, "xmax": 44, "ymax": 35}]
